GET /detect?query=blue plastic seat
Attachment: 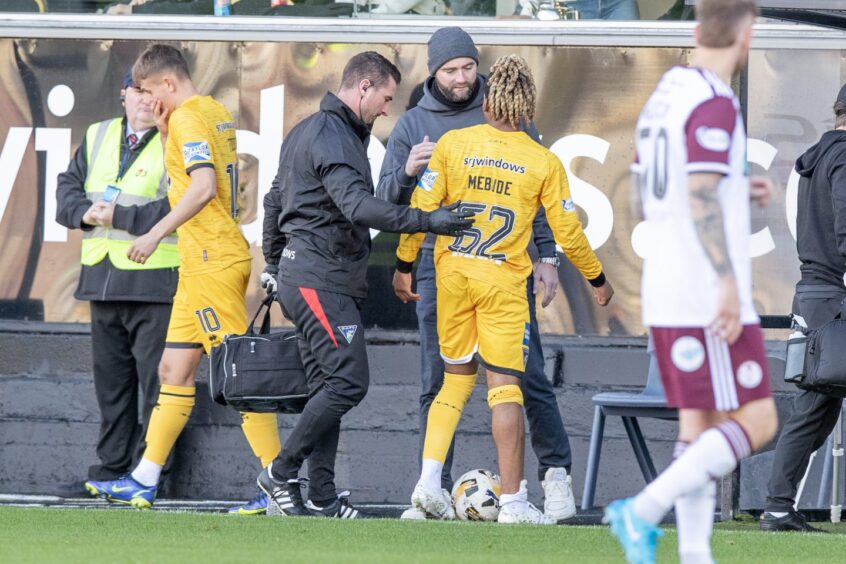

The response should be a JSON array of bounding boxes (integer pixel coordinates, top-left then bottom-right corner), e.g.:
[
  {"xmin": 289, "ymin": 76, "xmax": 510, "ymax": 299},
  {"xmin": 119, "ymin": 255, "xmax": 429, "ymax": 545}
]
[{"xmin": 580, "ymin": 341, "xmax": 677, "ymax": 510}]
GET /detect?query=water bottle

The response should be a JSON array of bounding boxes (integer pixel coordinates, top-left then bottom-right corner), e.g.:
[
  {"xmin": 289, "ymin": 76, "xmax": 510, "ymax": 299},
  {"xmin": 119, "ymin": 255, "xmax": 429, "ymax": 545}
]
[
  {"xmin": 784, "ymin": 329, "xmax": 808, "ymax": 384},
  {"xmin": 214, "ymin": 0, "xmax": 232, "ymax": 16}
]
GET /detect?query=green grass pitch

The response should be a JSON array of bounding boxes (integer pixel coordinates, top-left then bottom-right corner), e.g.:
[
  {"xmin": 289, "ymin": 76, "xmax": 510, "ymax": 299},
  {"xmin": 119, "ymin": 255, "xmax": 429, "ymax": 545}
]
[{"xmin": 0, "ymin": 507, "xmax": 843, "ymax": 563}]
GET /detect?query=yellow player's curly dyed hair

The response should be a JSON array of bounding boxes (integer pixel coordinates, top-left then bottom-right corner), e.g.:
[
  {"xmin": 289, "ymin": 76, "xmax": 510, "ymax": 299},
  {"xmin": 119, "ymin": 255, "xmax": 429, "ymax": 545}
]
[{"xmin": 484, "ymin": 55, "xmax": 537, "ymax": 130}]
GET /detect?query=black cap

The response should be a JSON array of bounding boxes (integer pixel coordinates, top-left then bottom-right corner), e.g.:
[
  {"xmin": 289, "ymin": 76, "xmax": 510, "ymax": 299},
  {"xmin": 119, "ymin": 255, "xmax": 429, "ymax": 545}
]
[
  {"xmin": 836, "ymin": 83, "xmax": 846, "ymax": 108},
  {"xmin": 122, "ymin": 70, "xmax": 134, "ymax": 90}
]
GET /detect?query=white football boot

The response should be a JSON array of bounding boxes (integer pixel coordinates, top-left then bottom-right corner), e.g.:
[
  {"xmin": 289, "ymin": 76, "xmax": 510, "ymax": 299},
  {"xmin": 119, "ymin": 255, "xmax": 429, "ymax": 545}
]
[
  {"xmin": 411, "ymin": 482, "xmax": 456, "ymax": 520},
  {"xmin": 542, "ymin": 467, "xmax": 577, "ymax": 522},
  {"xmin": 498, "ymin": 480, "xmax": 555, "ymax": 525},
  {"xmin": 498, "ymin": 501, "xmax": 555, "ymax": 525}
]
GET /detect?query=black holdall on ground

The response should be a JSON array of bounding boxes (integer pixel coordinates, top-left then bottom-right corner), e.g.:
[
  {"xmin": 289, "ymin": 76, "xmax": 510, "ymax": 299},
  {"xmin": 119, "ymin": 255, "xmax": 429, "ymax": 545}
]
[
  {"xmin": 209, "ymin": 293, "xmax": 308, "ymax": 413},
  {"xmin": 785, "ymin": 317, "xmax": 846, "ymax": 398}
]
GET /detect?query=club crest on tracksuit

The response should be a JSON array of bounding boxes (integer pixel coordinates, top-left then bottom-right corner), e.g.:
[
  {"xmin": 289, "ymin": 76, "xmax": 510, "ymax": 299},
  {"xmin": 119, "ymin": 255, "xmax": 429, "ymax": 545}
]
[{"xmin": 338, "ymin": 325, "xmax": 358, "ymax": 344}]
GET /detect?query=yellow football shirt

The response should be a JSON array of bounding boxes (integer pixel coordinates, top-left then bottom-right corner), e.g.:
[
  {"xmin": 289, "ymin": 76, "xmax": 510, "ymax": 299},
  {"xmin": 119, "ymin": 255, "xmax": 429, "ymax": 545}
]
[
  {"xmin": 397, "ymin": 124, "xmax": 602, "ymax": 296},
  {"xmin": 165, "ymin": 95, "xmax": 249, "ymax": 276}
]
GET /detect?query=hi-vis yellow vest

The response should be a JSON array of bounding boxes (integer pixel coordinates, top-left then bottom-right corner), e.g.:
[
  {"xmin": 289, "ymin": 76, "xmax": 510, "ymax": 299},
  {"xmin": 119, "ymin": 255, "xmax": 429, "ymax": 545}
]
[{"xmin": 81, "ymin": 118, "xmax": 179, "ymax": 270}]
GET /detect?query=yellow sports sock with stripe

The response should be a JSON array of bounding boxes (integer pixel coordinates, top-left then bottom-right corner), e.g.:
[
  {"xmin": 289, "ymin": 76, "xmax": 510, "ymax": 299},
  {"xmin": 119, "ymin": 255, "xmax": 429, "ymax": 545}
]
[
  {"xmin": 240, "ymin": 412, "xmax": 282, "ymax": 467},
  {"xmin": 143, "ymin": 384, "xmax": 195, "ymax": 466},
  {"xmin": 422, "ymin": 372, "xmax": 477, "ymax": 463}
]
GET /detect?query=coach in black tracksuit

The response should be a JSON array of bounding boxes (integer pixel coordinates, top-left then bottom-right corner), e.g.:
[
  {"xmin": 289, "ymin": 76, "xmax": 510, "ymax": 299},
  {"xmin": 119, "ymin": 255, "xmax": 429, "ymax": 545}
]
[
  {"xmin": 259, "ymin": 52, "xmax": 473, "ymax": 517},
  {"xmin": 761, "ymin": 85, "xmax": 846, "ymax": 532}
]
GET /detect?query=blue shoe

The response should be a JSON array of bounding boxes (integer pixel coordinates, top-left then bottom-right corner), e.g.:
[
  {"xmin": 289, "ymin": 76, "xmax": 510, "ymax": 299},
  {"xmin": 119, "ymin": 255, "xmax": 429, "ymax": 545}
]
[
  {"xmin": 228, "ymin": 490, "xmax": 268, "ymax": 515},
  {"xmin": 604, "ymin": 498, "xmax": 663, "ymax": 564},
  {"xmin": 85, "ymin": 476, "xmax": 157, "ymax": 510}
]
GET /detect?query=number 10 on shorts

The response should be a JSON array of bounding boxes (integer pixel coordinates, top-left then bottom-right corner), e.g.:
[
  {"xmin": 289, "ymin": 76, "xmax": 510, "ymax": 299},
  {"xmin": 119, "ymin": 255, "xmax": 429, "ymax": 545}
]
[{"xmin": 195, "ymin": 307, "xmax": 221, "ymax": 333}]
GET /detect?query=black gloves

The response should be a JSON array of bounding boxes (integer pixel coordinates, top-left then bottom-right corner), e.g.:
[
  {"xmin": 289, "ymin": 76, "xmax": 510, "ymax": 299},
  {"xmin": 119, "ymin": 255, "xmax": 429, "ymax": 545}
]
[{"xmin": 425, "ymin": 201, "xmax": 475, "ymax": 236}]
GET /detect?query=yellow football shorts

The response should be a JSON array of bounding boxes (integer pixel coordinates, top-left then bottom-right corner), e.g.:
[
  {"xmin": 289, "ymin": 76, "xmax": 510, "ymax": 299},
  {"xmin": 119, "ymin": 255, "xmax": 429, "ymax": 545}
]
[
  {"xmin": 436, "ymin": 272, "xmax": 530, "ymax": 377},
  {"xmin": 165, "ymin": 259, "xmax": 251, "ymax": 354}
]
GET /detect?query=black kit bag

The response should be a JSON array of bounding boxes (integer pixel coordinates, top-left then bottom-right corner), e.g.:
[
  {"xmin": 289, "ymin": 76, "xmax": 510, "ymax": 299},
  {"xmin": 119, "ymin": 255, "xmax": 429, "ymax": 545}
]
[
  {"xmin": 785, "ymin": 318, "xmax": 846, "ymax": 398},
  {"xmin": 209, "ymin": 293, "xmax": 309, "ymax": 413}
]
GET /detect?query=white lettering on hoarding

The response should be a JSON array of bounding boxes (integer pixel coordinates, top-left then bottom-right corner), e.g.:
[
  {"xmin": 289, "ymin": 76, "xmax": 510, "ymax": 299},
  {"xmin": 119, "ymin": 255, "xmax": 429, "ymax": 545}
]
[
  {"xmin": 786, "ymin": 167, "xmax": 800, "ymax": 241},
  {"xmin": 548, "ymin": 134, "xmax": 614, "ymax": 251},
  {"xmin": 746, "ymin": 138, "xmax": 776, "ymax": 258},
  {"xmin": 368, "ymin": 136, "xmax": 385, "ymax": 241},
  {"xmin": 0, "ymin": 81, "xmax": 797, "ymax": 263},
  {"xmin": 36, "ymin": 127, "xmax": 71, "ymax": 242},
  {"xmin": 237, "ymin": 85, "xmax": 285, "ymax": 246},
  {"xmin": 0, "ymin": 127, "xmax": 32, "ymax": 230}
]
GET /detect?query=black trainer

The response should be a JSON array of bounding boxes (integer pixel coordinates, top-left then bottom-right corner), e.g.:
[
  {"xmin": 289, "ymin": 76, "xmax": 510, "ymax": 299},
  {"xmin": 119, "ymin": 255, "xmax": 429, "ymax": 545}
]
[
  {"xmin": 759, "ymin": 511, "xmax": 826, "ymax": 532},
  {"xmin": 306, "ymin": 491, "xmax": 366, "ymax": 519},
  {"xmin": 257, "ymin": 467, "xmax": 310, "ymax": 517}
]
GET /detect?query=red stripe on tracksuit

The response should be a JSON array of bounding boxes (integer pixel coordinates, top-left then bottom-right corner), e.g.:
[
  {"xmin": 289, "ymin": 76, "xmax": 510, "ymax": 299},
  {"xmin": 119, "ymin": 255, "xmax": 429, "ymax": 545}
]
[{"xmin": 299, "ymin": 287, "xmax": 338, "ymax": 348}]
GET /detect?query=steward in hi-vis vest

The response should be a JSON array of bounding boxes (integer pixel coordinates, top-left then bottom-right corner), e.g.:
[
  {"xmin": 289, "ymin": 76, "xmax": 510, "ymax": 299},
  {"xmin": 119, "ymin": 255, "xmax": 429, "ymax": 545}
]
[
  {"xmin": 55, "ymin": 71, "xmax": 176, "ymax": 488},
  {"xmin": 80, "ymin": 117, "xmax": 179, "ymax": 276},
  {"xmin": 58, "ymin": 114, "xmax": 178, "ymax": 301}
]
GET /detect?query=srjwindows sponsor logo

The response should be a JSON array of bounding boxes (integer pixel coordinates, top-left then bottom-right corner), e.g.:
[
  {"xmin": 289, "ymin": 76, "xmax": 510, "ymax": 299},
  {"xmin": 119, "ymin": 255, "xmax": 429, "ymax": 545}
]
[
  {"xmin": 463, "ymin": 156, "xmax": 526, "ymax": 174},
  {"xmin": 216, "ymin": 121, "xmax": 235, "ymax": 133}
]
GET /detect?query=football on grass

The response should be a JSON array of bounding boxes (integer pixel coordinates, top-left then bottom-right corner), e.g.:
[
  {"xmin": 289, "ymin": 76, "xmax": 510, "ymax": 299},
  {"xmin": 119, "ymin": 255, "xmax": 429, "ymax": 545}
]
[{"xmin": 451, "ymin": 469, "xmax": 502, "ymax": 521}]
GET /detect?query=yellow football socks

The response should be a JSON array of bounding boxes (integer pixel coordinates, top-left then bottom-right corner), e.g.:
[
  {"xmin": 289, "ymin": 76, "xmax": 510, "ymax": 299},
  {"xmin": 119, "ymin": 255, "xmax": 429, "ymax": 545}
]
[
  {"xmin": 422, "ymin": 372, "xmax": 477, "ymax": 463},
  {"xmin": 240, "ymin": 412, "xmax": 282, "ymax": 467},
  {"xmin": 144, "ymin": 384, "xmax": 195, "ymax": 466}
]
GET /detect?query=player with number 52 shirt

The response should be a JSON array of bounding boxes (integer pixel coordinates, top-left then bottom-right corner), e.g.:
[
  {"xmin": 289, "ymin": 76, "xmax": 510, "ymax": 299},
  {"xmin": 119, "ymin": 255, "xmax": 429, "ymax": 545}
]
[
  {"xmin": 396, "ymin": 122, "xmax": 610, "ymax": 374},
  {"xmin": 395, "ymin": 56, "xmax": 612, "ymax": 525},
  {"xmin": 395, "ymin": 104, "xmax": 610, "ymax": 341}
]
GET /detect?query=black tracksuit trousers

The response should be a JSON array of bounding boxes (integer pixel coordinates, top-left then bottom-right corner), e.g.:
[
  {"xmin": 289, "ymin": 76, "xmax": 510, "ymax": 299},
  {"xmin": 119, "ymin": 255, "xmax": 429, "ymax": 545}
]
[
  {"xmin": 272, "ymin": 281, "xmax": 369, "ymax": 504},
  {"xmin": 765, "ymin": 285, "xmax": 846, "ymax": 511},
  {"xmin": 88, "ymin": 301, "xmax": 171, "ymax": 480}
]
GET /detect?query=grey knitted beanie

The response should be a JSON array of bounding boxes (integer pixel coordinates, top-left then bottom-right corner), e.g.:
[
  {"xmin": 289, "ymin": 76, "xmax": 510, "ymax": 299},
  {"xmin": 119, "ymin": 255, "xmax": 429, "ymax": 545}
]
[{"xmin": 427, "ymin": 27, "xmax": 479, "ymax": 76}]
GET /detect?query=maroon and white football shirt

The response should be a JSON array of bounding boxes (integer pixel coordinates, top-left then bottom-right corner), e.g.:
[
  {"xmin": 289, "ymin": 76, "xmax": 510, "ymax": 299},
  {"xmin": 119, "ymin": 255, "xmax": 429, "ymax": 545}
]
[{"xmin": 633, "ymin": 66, "xmax": 757, "ymax": 328}]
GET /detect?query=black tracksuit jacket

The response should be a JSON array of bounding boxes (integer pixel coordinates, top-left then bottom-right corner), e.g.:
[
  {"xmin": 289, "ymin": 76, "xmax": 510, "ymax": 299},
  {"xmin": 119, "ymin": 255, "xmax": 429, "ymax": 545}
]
[
  {"xmin": 795, "ymin": 129, "xmax": 846, "ymax": 288},
  {"xmin": 263, "ymin": 92, "xmax": 430, "ymax": 299}
]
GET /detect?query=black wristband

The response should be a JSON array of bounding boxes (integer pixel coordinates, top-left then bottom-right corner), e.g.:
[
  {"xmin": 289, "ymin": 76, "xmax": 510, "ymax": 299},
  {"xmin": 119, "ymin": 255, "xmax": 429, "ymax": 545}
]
[
  {"xmin": 419, "ymin": 209, "xmax": 430, "ymax": 233},
  {"xmin": 588, "ymin": 272, "xmax": 606, "ymax": 288},
  {"xmin": 110, "ymin": 204, "xmax": 127, "ymax": 231},
  {"xmin": 396, "ymin": 258, "xmax": 414, "ymax": 274}
]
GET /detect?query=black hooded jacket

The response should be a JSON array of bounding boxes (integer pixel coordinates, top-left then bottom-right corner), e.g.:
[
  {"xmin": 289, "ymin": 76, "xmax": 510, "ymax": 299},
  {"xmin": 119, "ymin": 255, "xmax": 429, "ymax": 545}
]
[
  {"xmin": 264, "ymin": 92, "xmax": 430, "ymax": 299},
  {"xmin": 796, "ymin": 129, "xmax": 846, "ymax": 287}
]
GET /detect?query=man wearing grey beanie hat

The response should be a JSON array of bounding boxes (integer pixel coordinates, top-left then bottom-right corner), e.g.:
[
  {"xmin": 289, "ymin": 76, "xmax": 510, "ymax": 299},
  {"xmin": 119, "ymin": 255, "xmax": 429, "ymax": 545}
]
[{"xmin": 377, "ymin": 27, "xmax": 579, "ymax": 523}]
